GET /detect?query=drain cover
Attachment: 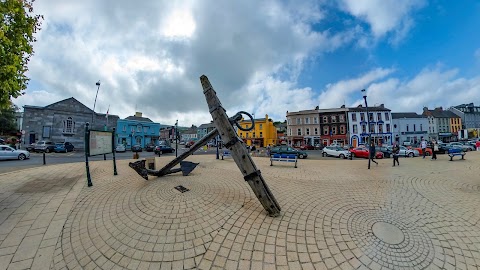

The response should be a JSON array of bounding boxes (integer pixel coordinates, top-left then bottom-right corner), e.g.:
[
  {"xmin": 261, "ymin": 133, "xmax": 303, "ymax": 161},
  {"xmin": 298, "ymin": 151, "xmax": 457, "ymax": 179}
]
[{"xmin": 174, "ymin": 185, "xmax": 189, "ymax": 193}]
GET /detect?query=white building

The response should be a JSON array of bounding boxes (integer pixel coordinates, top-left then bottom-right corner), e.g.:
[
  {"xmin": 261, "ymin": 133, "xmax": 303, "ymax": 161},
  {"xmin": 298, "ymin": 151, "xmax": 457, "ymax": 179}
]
[
  {"xmin": 391, "ymin": 113, "xmax": 429, "ymax": 145},
  {"xmin": 347, "ymin": 104, "xmax": 392, "ymax": 147}
]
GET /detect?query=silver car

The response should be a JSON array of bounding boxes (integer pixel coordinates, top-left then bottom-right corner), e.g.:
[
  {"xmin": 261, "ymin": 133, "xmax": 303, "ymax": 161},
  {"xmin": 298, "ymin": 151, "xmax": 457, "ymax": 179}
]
[
  {"xmin": 388, "ymin": 146, "xmax": 419, "ymax": 157},
  {"xmin": 0, "ymin": 145, "xmax": 30, "ymax": 160}
]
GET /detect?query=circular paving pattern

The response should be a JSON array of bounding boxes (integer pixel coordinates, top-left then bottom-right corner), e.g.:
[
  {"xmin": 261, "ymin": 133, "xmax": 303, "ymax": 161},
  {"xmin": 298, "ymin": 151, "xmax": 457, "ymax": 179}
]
[{"xmin": 372, "ymin": 222, "xmax": 404, "ymax": 244}]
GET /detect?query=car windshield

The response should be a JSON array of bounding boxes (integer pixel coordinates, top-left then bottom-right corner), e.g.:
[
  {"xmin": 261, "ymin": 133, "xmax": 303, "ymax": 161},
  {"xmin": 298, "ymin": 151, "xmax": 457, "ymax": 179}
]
[{"xmin": 55, "ymin": 144, "xmax": 63, "ymax": 147}]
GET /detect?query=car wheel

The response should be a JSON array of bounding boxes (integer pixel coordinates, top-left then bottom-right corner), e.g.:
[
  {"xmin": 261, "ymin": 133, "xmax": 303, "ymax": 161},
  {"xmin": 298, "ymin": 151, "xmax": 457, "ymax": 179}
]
[
  {"xmin": 339, "ymin": 154, "xmax": 345, "ymax": 159},
  {"xmin": 18, "ymin": 154, "xmax": 26, "ymax": 160},
  {"xmin": 408, "ymin": 152, "xmax": 414, "ymax": 157},
  {"xmin": 425, "ymin": 152, "xmax": 430, "ymax": 156},
  {"xmin": 299, "ymin": 154, "xmax": 305, "ymax": 159},
  {"xmin": 46, "ymin": 148, "xmax": 50, "ymax": 153}
]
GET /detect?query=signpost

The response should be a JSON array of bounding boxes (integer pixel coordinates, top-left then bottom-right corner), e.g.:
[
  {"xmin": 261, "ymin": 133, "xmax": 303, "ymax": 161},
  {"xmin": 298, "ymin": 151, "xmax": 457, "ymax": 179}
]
[{"xmin": 84, "ymin": 123, "xmax": 117, "ymax": 186}]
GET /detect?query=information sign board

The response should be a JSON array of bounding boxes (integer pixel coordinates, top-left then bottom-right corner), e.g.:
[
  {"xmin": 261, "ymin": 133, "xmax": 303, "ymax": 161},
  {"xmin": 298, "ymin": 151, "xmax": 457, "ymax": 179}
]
[{"xmin": 89, "ymin": 130, "xmax": 113, "ymax": 156}]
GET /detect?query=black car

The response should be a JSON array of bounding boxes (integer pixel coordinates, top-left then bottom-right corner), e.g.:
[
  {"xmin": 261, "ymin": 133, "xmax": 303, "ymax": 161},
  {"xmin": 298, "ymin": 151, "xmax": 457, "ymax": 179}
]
[
  {"xmin": 132, "ymin": 145, "xmax": 143, "ymax": 152},
  {"xmin": 145, "ymin": 144, "xmax": 156, "ymax": 152},
  {"xmin": 154, "ymin": 145, "xmax": 175, "ymax": 154},
  {"xmin": 375, "ymin": 146, "xmax": 392, "ymax": 158},
  {"xmin": 270, "ymin": 146, "xmax": 308, "ymax": 159}
]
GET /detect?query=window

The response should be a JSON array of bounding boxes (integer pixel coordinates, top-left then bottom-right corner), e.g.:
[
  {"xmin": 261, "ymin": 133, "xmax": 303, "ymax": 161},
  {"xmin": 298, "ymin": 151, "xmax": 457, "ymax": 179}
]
[
  {"xmin": 352, "ymin": 114, "xmax": 357, "ymax": 122},
  {"xmin": 360, "ymin": 113, "xmax": 365, "ymax": 121},
  {"xmin": 386, "ymin": 124, "xmax": 391, "ymax": 132},
  {"xmin": 137, "ymin": 125, "xmax": 142, "ymax": 132},
  {"xmin": 413, "ymin": 124, "xmax": 416, "ymax": 132},
  {"xmin": 314, "ymin": 117, "xmax": 318, "ymax": 124},
  {"xmin": 259, "ymin": 124, "xmax": 263, "ymax": 130},
  {"xmin": 406, "ymin": 124, "xmax": 409, "ymax": 132},
  {"xmin": 306, "ymin": 128, "xmax": 310, "ymax": 135},
  {"xmin": 288, "ymin": 119, "xmax": 291, "ymax": 125},
  {"xmin": 297, "ymin": 128, "xmax": 302, "ymax": 136},
  {"xmin": 339, "ymin": 115, "xmax": 345, "ymax": 122},
  {"xmin": 305, "ymin": 118, "xmax": 310, "ymax": 124},
  {"xmin": 288, "ymin": 129, "xmax": 292, "ymax": 136},
  {"xmin": 331, "ymin": 116, "xmax": 337, "ymax": 123},
  {"xmin": 314, "ymin": 128, "xmax": 318, "ymax": 135},
  {"xmin": 378, "ymin": 124, "xmax": 383, "ymax": 133},
  {"xmin": 144, "ymin": 127, "xmax": 149, "ymax": 133},
  {"xmin": 377, "ymin": 113, "xmax": 382, "ymax": 121},
  {"xmin": 123, "ymin": 125, "xmax": 127, "ymax": 132},
  {"xmin": 362, "ymin": 125, "xmax": 366, "ymax": 133},
  {"xmin": 369, "ymin": 113, "xmax": 374, "ymax": 121},
  {"xmin": 323, "ymin": 116, "xmax": 328, "ymax": 123},
  {"xmin": 369, "ymin": 124, "xmax": 375, "ymax": 133},
  {"xmin": 332, "ymin": 126, "xmax": 337, "ymax": 135},
  {"xmin": 131, "ymin": 127, "xmax": 135, "ymax": 133},
  {"xmin": 240, "ymin": 133, "xmax": 243, "ymax": 138},
  {"xmin": 296, "ymin": 118, "xmax": 301, "ymax": 124},
  {"xmin": 353, "ymin": 125, "xmax": 358, "ymax": 134},
  {"xmin": 340, "ymin": 126, "xmax": 345, "ymax": 134},
  {"xmin": 385, "ymin": 113, "xmax": 390, "ymax": 121},
  {"xmin": 43, "ymin": 126, "xmax": 51, "ymax": 138},
  {"xmin": 136, "ymin": 137, "xmax": 141, "ymax": 144},
  {"xmin": 63, "ymin": 117, "xmax": 75, "ymax": 134},
  {"xmin": 260, "ymin": 132, "xmax": 263, "ymax": 138},
  {"xmin": 323, "ymin": 126, "xmax": 329, "ymax": 135}
]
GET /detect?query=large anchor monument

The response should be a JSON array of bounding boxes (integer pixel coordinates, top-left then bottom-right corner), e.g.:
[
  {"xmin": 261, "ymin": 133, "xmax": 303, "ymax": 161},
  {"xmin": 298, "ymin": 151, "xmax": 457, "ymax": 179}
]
[{"xmin": 129, "ymin": 75, "xmax": 281, "ymax": 217}]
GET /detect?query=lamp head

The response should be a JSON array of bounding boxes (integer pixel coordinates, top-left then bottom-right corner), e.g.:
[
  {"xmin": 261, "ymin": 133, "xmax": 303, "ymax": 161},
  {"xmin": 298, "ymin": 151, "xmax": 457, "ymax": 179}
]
[
  {"xmin": 96, "ymin": 80, "xmax": 101, "ymax": 86},
  {"xmin": 361, "ymin": 89, "xmax": 366, "ymax": 98}
]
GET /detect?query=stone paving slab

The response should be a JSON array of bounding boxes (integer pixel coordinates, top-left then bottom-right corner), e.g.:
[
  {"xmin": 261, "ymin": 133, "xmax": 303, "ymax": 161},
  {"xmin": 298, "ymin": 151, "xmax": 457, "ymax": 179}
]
[{"xmin": 0, "ymin": 153, "xmax": 479, "ymax": 269}]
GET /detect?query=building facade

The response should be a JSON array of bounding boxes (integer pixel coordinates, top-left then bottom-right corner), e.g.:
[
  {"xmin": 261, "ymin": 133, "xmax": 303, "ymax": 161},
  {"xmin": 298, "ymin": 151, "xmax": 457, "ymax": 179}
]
[
  {"xmin": 197, "ymin": 123, "xmax": 216, "ymax": 140},
  {"xmin": 22, "ymin": 97, "xmax": 118, "ymax": 149},
  {"xmin": 237, "ymin": 114, "xmax": 277, "ymax": 147},
  {"xmin": 319, "ymin": 107, "xmax": 349, "ymax": 146},
  {"xmin": 181, "ymin": 126, "xmax": 198, "ymax": 142},
  {"xmin": 391, "ymin": 113, "xmax": 429, "ymax": 145},
  {"xmin": 286, "ymin": 109, "xmax": 319, "ymax": 147},
  {"xmin": 422, "ymin": 107, "xmax": 461, "ymax": 142},
  {"xmin": 348, "ymin": 104, "xmax": 392, "ymax": 147},
  {"xmin": 115, "ymin": 112, "xmax": 160, "ymax": 149},
  {"xmin": 449, "ymin": 103, "xmax": 480, "ymax": 130}
]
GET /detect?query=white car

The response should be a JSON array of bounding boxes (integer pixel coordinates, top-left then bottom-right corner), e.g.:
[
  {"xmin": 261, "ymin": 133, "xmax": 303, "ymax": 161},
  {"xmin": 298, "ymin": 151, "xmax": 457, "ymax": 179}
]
[
  {"xmin": 115, "ymin": 144, "xmax": 126, "ymax": 152},
  {"xmin": 322, "ymin": 146, "xmax": 351, "ymax": 159},
  {"xmin": 391, "ymin": 146, "xmax": 419, "ymax": 157},
  {"xmin": 0, "ymin": 145, "xmax": 30, "ymax": 160}
]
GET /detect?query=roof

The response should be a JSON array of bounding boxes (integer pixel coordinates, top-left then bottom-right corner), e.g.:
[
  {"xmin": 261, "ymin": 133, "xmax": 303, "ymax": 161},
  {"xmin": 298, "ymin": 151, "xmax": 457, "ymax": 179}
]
[
  {"xmin": 124, "ymin": 116, "xmax": 153, "ymax": 122},
  {"xmin": 198, "ymin": 123, "xmax": 216, "ymax": 129},
  {"xmin": 392, "ymin": 112, "xmax": 426, "ymax": 119},
  {"xmin": 348, "ymin": 105, "xmax": 391, "ymax": 112},
  {"xmin": 424, "ymin": 109, "xmax": 460, "ymax": 118}
]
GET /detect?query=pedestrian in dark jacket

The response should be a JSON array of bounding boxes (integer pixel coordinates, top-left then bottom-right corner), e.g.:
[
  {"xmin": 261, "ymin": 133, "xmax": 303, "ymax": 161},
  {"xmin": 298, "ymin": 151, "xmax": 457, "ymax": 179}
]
[
  {"xmin": 392, "ymin": 143, "xmax": 400, "ymax": 166},
  {"xmin": 369, "ymin": 142, "xmax": 378, "ymax": 165}
]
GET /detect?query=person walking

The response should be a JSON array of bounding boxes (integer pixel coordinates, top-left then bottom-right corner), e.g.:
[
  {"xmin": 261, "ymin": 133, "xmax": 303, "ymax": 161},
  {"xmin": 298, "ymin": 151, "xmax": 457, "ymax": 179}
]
[
  {"xmin": 431, "ymin": 139, "xmax": 438, "ymax": 160},
  {"xmin": 420, "ymin": 138, "xmax": 427, "ymax": 159},
  {"xmin": 369, "ymin": 141, "xmax": 378, "ymax": 166},
  {"xmin": 392, "ymin": 142, "xmax": 400, "ymax": 166}
]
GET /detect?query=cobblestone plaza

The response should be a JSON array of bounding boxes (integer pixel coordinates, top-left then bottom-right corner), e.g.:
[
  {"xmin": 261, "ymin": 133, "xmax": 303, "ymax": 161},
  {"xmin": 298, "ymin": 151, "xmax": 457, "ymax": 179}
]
[{"xmin": 0, "ymin": 153, "xmax": 479, "ymax": 269}]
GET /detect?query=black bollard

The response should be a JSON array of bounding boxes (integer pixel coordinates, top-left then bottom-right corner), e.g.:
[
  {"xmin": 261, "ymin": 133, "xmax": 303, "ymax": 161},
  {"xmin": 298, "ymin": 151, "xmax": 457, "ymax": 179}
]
[
  {"xmin": 43, "ymin": 152, "xmax": 46, "ymax": 165},
  {"xmin": 104, "ymin": 154, "xmax": 106, "ymax": 160}
]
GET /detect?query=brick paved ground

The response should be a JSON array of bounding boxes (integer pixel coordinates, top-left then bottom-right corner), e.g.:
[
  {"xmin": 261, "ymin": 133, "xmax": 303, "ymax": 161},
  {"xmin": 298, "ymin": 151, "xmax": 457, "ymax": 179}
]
[{"xmin": 0, "ymin": 152, "xmax": 479, "ymax": 269}]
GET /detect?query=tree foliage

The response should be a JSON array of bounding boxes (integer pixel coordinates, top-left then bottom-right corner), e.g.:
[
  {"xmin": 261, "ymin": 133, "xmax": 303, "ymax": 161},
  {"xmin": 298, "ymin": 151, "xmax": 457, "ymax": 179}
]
[
  {"xmin": 0, "ymin": 101, "xmax": 17, "ymax": 134},
  {"xmin": 0, "ymin": 0, "xmax": 43, "ymax": 109}
]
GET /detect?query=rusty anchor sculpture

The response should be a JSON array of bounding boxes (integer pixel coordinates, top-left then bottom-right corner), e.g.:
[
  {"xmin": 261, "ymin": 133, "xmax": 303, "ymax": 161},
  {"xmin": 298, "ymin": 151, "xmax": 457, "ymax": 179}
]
[{"xmin": 129, "ymin": 75, "xmax": 281, "ymax": 217}]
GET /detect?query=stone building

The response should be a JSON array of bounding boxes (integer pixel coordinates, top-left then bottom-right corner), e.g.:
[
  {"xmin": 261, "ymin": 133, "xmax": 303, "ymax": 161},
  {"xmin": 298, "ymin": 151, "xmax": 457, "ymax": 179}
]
[
  {"xmin": 286, "ymin": 108, "xmax": 319, "ymax": 147},
  {"xmin": 22, "ymin": 97, "xmax": 119, "ymax": 149}
]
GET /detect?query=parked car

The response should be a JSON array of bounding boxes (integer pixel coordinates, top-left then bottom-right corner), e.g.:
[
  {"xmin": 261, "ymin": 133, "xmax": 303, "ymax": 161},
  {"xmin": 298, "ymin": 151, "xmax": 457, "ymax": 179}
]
[
  {"xmin": 145, "ymin": 144, "xmax": 156, "ymax": 152},
  {"xmin": 447, "ymin": 142, "xmax": 471, "ymax": 152},
  {"xmin": 26, "ymin": 142, "xmax": 37, "ymax": 151},
  {"xmin": 413, "ymin": 147, "xmax": 432, "ymax": 156},
  {"xmin": 387, "ymin": 145, "xmax": 419, "ymax": 157},
  {"xmin": 154, "ymin": 145, "xmax": 175, "ymax": 154},
  {"xmin": 375, "ymin": 146, "xmax": 393, "ymax": 158},
  {"xmin": 270, "ymin": 146, "xmax": 308, "ymax": 159},
  {"xmin": 349, "ymin": 147, "xmax": 383, "ymax": 159},
  {"xmin": 459, "ymin": 141, "xmax": 476, "ymax": 151},
  {"xmin": 132, "ymin": 145, "xmax": 143, "ymax": 152},
  {"xmin": 185, "ymin": 141, "xmax": 195, "ymax": 148},
  {"xmin": 54, "ymin": 143, "xmax": 68, "ymax": 153},
  {"xmin": 322, "ymin": 146, "xmax": 350, "ymax": 159},
  {"xmin": 115, "ymin": 144, "xmax": 126, "ymax": 152},
  {"xmin": 299, "ymin": 145, "xmax": 315, "ymax": 150},
  {"xmin": 0, "ymin": 145, "xmax": 30, "ymax": 160},
  {"xmin": 34, "ymin": 141, "xmax": 55, "ymax": 153}
]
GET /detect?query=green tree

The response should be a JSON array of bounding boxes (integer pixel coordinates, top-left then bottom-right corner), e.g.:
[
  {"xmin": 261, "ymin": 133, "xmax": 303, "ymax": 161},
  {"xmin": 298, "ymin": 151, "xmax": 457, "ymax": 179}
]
[
  {"xmin": 0, "ymin": 0, "xmax": 43, "ymax": 109},
  {"xmin": 0, "ymin": 102, "xmax": 17, "ymax": 135}
]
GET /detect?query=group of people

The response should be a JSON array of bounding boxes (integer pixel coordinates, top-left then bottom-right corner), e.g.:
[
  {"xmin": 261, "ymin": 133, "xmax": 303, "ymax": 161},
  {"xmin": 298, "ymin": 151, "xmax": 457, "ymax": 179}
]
[{"xmin": 367, "ymin": 137, "xmax": 442, "ymax": 167}]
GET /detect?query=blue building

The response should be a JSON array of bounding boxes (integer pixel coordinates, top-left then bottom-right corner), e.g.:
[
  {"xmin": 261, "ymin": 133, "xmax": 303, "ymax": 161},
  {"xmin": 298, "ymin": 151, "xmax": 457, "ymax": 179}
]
[
  {"xmin": 197, "ymin": 122, "xmax": 216, "ymax": 139},
  {"xmin": 116, "ymin": 112, "xmax": 161, "ymax": 149}
]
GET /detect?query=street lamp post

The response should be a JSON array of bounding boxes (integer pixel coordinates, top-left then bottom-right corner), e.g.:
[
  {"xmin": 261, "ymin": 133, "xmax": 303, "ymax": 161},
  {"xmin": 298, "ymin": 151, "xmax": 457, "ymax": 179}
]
[
  {"xmin": 92, "ymin": 81, "xmax": 101, "ymax": 126},
  {"xmin": 216, "ymin": 135, "xmax": 220, "ymax": 159},
  {"xmin": 175, "ymin": 120, "xmax": 178, "ymax": 157},
  {"xmin": 362, "ymin": 89, "xmax": 372, "ymax": 169}
]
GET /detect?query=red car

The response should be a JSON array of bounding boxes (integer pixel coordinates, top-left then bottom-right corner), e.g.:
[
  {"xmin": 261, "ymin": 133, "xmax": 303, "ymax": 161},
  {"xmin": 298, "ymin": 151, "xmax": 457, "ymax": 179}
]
[
  {"xmin": 299, "ymin": 145, "xmax": 315, "ymax": 150},
  {"xmin": 414, "ymin": 147, "xmax": 432, "ymax": 156},
  {"xmin": 349, "ymin": 147, "xmax": 384, "ymax": 159}
]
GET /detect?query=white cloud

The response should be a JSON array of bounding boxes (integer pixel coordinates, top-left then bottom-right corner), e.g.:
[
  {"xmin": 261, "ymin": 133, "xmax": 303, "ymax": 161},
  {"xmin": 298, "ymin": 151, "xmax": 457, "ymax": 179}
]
[{"xmin": 338, "ymin": 0, "xmax": 426, "ymax": 43}]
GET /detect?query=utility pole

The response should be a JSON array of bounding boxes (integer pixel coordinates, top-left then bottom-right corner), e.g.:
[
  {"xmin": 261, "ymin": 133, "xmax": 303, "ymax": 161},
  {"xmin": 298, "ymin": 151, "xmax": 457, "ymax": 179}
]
[{"xmin": 92, "ymin": 81, "xmax": 101, "ymax": 126}]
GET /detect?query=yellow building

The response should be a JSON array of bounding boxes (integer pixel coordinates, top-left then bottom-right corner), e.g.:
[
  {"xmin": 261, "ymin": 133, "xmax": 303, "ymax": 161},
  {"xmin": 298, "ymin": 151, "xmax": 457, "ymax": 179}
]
[
  {"xmin": 448, "ymin": 113, "xmax": 462, "ymax": 135},
  {"xmin": 237, "ymin": 114, "xmax": 277, "ymax": 147}
]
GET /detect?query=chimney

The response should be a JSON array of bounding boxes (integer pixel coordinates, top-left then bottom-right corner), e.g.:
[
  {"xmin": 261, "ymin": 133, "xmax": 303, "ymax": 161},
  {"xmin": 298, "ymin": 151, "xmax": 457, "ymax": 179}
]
[
  {"xmin": 434, "ymin": 107, "xmax": 443, "ymax": 112},
  {"xmin": 265, "ymin": 114, "xmax": 269, "ymax": 120},
  {"xmin": 315, "ymin": 105, "xmax": 319, "ymax": 110},
  {"xmin": 357, "ymin": 104, "xmax": 363, "ymax": 108},
  {"xmin": 135, "ymin": 112, "xmax": 142, "ymax": 117},
  {"xmin": 340, "ymin": 105, "xmax": 345, "ymax": 108},
  {"xmin": 379, "ymin": 104, "xmax": 384, "ymax": 108}
]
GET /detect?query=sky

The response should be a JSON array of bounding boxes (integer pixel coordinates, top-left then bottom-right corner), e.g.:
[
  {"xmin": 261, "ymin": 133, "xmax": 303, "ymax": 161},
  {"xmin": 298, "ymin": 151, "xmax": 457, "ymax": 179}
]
[{"xmin": 13, "ymin": 0, "xmax": 480, "ymax": 127}]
